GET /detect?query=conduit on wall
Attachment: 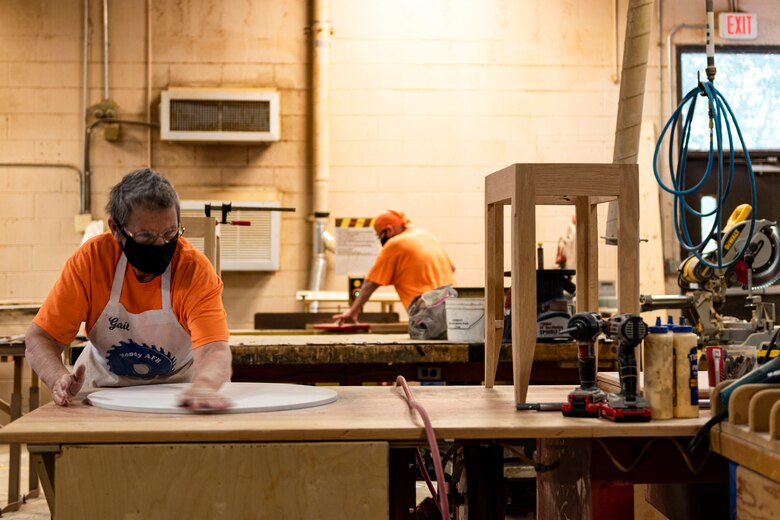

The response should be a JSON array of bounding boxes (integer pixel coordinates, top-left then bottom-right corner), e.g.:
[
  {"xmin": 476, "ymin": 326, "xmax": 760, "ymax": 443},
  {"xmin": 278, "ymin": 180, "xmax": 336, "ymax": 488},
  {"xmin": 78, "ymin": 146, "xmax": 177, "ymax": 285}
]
[
  {"xmin": 307, "ymin": 0, "xmax": 334, "ymax": 312},
  {"xmin": 604, "ymin": 0, "xmax": 654, "ymax": 244}
]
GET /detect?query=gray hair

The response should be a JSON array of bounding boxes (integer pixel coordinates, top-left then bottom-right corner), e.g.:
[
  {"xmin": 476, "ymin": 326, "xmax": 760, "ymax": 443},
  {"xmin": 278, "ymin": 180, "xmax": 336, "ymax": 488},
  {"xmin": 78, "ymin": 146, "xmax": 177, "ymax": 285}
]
[{"xmin": 106, "ymin": 168, "xmax": 180, "ymax": 226}]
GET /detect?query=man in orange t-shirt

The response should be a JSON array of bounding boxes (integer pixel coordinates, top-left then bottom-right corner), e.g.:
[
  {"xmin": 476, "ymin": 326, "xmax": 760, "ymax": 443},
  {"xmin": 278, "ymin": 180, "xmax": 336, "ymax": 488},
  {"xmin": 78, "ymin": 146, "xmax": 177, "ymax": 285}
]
[
  {"xmin": 333, "ymin": 210, "xmax": 455, "ymax": 323},
  {"xmin": 26, "ymin": 169, "xmax": 232, "ymax": 411}
]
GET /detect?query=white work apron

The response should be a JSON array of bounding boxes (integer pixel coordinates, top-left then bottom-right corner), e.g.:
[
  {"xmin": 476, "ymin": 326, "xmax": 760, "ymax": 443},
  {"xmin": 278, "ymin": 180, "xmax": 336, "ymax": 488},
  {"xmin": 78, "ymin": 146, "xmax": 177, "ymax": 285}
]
[{"xmin": 75, "ymin": 254, "xmax": 194, "ymax": 389}]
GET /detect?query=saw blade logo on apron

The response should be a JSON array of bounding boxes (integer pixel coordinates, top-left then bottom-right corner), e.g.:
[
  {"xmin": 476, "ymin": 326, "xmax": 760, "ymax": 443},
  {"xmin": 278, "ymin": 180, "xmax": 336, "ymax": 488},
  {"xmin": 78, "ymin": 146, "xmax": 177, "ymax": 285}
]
[
  {"xmin": 75, "ymin": 253, "xmax": 194, "ymax": 389},
  {"xmin": 106, "ymin": 339, "xmax": 176, "ymax": 378}
]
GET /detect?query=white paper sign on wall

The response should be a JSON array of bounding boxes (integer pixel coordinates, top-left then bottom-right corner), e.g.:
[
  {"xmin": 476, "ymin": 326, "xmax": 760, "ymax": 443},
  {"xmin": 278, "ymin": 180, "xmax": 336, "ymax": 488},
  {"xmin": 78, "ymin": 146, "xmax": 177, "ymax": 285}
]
[
  {"xmin": 719, "ymin": 12, "xmax": 757, "ymax": 40},
  {"xmin": 335, "ymin": 217, "xmax": 378, "ymax": 276}
]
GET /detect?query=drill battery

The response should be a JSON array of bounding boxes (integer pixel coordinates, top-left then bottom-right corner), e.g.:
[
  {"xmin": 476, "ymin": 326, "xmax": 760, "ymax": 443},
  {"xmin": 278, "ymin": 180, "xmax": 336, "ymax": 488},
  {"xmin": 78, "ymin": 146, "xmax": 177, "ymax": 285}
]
[
  {"xmin": 599, "ymin": 397, "xmax": 652, "ymax": 423},
  {"xmin": 561, "ymin": 389, "xmax": 605, "ymax": 418}
]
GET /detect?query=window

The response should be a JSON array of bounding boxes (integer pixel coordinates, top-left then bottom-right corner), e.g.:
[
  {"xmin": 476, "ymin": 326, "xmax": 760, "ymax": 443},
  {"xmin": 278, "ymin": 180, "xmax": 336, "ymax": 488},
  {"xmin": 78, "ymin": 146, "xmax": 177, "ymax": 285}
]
[{"xmin": 677, "ymin": 45, "xmax": 780, "ymax": 153}]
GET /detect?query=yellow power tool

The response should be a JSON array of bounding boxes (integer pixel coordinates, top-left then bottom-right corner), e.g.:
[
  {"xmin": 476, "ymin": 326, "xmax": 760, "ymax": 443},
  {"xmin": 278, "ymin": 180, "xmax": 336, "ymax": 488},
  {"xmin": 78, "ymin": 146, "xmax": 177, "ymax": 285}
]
[{"xmin": 679, "ymin": 204, "xmax": 780, "ymax": 290}]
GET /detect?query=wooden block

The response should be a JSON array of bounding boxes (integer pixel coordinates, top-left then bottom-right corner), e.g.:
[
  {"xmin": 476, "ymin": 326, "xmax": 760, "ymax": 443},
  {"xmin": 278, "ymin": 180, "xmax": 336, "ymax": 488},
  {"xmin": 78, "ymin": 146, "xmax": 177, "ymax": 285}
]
[
  {"xmin": 749, "ymin": 389, "xmax": 780, "ymax": 433},
  {"xmin": 736, "ymin": 466, "xmax": 780, "ymax": 520},
  {"xmin": 771, "ymin": 400, "xmax": 780, "ymax": 441},
  {"xmin": 55, "ymin": 442, "xmax": 389, "ymax": 520},
  {"xmin": 710, "ymin": 379, "xmax": 735, "ymax": 416},
  {"xmin": 729, "ymin": 384, "xmax": 777, "ymax": 425}
]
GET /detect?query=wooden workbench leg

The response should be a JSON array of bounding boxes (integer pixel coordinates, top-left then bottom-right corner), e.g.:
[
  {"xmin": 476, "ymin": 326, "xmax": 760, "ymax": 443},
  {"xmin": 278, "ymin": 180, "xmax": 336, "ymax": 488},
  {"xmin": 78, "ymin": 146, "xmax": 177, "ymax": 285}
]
[
  {"xmin": 27, "ymin": 370, "xmax": 40, "ymax": 497},
  {"xmin": 29, "ymin": 446, "xmax": 59, "ymax": 519},
  {"xmin": 485, "ymin": 200, "xmax": 504, "ymax": 387},
  {"xmin": 389, "ymin": 448, "xmax": 416, "ymax": 520},
  {"xmin": 464, "ymin": 443, "xmax": 506, "ymax": 520},
  {"xmin": 2, "ymin": 357, "xmax": 23, "ymax": 514},
  {"xmin": 537, "ymin": 438, "xmax": 592, "ymax": 520},
  {"xmin": 512, "ymin": 170, "xmax": 536, "ymax": 404}
]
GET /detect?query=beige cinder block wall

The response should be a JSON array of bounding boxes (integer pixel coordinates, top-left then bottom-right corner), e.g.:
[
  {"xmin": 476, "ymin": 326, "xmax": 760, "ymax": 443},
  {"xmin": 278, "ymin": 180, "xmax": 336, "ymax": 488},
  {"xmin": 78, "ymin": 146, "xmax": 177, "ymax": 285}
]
[{"xmin": 1, "ymin": 0, "xmax": 779, "ymax": 348}]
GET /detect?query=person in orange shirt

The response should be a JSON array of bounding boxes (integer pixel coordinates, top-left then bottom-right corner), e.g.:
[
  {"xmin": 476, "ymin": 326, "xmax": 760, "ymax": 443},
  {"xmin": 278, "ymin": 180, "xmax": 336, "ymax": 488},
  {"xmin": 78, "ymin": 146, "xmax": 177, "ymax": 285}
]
[
  {"xmin": 333, "ymin": 210, "xmax": 455, "ymax": 323},
  {"xmin": 25, "ymin": 169, "xmax": 232, "ymax": 411}
]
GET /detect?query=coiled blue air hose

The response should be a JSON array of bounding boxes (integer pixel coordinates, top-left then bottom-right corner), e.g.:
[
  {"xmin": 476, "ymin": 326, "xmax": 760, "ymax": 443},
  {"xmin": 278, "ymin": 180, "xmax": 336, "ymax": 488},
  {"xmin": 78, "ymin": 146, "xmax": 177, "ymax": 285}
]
[{"xmin": 653, "ymin": 80, "xmax": 757, "ymax": 271}]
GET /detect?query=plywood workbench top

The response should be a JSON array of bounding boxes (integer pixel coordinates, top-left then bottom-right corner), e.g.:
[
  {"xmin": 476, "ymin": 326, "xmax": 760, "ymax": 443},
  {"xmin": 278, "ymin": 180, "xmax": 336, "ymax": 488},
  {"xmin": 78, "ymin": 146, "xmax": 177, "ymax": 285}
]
[
  {"xmin": 0, "ymin": 385, "xmax": 710, "ymax": 445},
  {"xmin": 229, "ymin": 333, "xmax": 596, "ymax": 365},
  {"xmin": 230, "ymin": 333, "xmax": 483, "ymax": 364}
]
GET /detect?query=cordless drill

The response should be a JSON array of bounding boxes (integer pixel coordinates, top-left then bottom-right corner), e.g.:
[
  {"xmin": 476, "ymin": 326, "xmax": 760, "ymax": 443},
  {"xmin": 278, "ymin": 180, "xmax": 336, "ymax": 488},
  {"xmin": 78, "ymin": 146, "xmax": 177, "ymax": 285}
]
[
  {"xmin": 599, "ymin": 314, "xmax": 652, "ymax": 422},
  {"xmin": 561, "ymin": 312, "xmax": 607, "ymax": 418}
]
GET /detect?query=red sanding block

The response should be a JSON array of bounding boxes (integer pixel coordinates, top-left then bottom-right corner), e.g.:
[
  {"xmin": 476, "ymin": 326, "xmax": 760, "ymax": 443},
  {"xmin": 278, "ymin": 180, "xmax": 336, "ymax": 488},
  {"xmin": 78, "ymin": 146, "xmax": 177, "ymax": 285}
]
[{"xmin": 313, "ymin": 323, "xmax": 371, "ymax": 333}]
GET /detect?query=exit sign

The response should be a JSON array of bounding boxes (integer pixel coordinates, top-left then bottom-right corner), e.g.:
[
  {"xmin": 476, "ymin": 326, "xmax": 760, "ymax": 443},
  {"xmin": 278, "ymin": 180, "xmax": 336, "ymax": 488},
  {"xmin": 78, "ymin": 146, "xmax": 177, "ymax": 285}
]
[{"xmin": 719, "ymin": 12, "xmax": 758, "ymax": 40}]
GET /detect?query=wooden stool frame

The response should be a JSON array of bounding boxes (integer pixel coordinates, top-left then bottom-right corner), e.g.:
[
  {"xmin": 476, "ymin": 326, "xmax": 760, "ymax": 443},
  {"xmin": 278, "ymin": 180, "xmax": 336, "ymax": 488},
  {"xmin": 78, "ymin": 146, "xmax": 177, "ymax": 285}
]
[
  {"xmin": 181, "ymin": 216, "xmax": 221, "ymax": 275},
  {"xmin": 484, "ymin": 163, "xmax": 640, "ymax": 404}
]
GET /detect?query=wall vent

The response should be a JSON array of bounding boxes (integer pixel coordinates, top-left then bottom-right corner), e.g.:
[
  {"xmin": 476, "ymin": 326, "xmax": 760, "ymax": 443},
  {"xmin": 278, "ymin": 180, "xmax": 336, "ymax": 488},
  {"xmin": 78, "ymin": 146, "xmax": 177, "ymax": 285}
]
[
  {"xmin": 161, "ymin": 88, "xmax": 280, "ymax": 142},
  {"xmin": 181, "ymin": 201, "xmax": 281, "ymax": 271}
]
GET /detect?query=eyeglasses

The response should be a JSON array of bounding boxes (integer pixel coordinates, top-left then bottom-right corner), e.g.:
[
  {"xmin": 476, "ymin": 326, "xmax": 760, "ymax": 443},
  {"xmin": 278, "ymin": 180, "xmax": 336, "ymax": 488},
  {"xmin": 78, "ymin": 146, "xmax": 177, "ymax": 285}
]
[{"xmin": 119, "ymin": 224, "xmax": 184, "ymax": 245}]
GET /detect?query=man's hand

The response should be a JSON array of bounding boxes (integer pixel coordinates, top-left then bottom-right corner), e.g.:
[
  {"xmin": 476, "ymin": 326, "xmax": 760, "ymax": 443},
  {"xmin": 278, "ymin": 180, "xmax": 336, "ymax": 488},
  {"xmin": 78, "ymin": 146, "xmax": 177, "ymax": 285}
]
[
  {"xmin": 52, "ymin": 364, "xmax": 86, "ymax": 406},
  {"xmin": 331, "ymin": 279, "xmax": 381, "ymax": 325},
  {"xmin": 177, "ymin": 384, "xmax": 232, "ymax": 411},
  {"xmin": 333, "ymin": 307, "xmax": 360, "ymax": 325},
  {"xmin": 178, "ymin": 341, "xmax": 232, "ymax": 411}
]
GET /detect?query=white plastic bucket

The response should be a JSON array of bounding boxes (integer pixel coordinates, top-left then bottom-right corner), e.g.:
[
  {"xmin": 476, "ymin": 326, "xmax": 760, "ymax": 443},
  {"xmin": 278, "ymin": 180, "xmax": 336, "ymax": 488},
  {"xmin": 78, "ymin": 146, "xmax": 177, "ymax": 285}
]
[{"xmin": 445, "ymin": 298, "xmax": 485, "ymax": 342}]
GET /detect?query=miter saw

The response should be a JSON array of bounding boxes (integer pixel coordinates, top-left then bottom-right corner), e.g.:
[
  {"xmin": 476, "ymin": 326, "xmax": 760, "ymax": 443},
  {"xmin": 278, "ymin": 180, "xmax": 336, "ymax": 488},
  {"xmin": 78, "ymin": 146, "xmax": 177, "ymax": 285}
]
[{"xmin": 641, "ymin": 205, "xmax": 780, "ymax": 346}]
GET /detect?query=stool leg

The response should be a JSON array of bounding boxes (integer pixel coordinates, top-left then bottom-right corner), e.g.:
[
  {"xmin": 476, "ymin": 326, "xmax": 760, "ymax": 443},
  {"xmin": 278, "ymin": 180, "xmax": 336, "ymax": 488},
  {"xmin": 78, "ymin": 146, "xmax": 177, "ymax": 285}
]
[
  {"xmin": 513, "ymin": 171, "xmax": 536, "ymax": 404},
  {"xmin": 485, "ymin": 201, "xmax": 504, "ymax": 387}
]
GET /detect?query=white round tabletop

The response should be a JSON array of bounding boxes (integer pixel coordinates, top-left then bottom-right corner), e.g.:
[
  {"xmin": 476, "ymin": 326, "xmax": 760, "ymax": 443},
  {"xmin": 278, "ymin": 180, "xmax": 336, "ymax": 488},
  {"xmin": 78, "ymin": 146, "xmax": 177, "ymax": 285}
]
[{"xmin": 86, "ymin": 382, "xmax": 338, "ymax": 414}]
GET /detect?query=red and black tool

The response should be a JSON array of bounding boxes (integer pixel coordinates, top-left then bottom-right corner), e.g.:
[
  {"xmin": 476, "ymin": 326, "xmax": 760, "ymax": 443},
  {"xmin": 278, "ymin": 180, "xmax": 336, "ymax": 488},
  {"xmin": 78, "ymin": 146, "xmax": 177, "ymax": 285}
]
[
  {"xmin": 560, "ymin": 312, "xmax": 607, "ymax": 418},
  {"xmin": 599, "ymin": 314, "xmax": 652, "ymax": 422}
]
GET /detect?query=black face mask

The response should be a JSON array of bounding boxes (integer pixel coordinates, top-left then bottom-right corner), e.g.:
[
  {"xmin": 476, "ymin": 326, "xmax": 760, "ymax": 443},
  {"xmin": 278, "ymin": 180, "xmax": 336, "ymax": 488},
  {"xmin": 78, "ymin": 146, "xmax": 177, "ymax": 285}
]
[{"xmin": 121, "ymin": 235, "xmax": 178, "ymax": 276}]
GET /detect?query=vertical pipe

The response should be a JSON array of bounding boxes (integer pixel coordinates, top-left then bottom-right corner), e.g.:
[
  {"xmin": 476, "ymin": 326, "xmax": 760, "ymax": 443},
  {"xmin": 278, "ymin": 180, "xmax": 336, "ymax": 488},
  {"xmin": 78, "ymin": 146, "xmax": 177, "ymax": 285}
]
[
  {"xmin": 146, "ymin": 0, "xmax": 152, "ymax": 167},
  {"xmin": 705, "ymin": 0, "xmax": 716, "ymax": 81},
  {"xmin": 664, "ymin": 23, "xmax": 704, "ymax": 269},
  {"xmin": 658, "ymin": 0, "xmax": 663, "ymax": 130},
  {"xmin": 307, "ymin": 0, "xmax": 332, "ymax": 311},
  {"xmin": 657, "ymin": 0, "xmax": 670, "ymax": 270},
  {"xmin": 81, "ymin": 0, "xmax": 89, "ymax": 214},
  {"xmin": 102, "ymin": 0, "xmax": 109, "ymax": 100},
  {"xmin": 611, "ymin": 0, "xmax": 620, "ymax": 84},
  {"xmin": 667, "ymin": 25, "xmax": 705, "ymax": 123}
]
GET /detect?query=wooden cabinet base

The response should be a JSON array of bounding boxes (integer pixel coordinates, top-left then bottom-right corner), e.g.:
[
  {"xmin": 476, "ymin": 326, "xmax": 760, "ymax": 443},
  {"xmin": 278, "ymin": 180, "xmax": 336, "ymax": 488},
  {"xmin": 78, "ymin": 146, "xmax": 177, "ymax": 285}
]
[
  {"xmin": 54, "ymin": 442, "xmax": 389, "ymax": 520},
  {"xmin": 736, "ymin": 466, "xmax": 780, "ymax": 520}
]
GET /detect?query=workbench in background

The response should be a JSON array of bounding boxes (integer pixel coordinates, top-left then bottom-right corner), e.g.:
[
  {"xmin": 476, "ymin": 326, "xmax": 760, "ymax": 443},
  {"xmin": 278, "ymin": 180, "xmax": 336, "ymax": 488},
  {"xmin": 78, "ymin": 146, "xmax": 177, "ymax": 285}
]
[
  {"xmin": 295, "ymin": 290, "xmax": 401, "ymax": 312},
  {"xmin": 0, "ymin": 336, "xmax": 40, "ymax": 513},
  {"xmin": 230, "ymin": 333, "xmax": 618, "ymax": 385},
  {"xmin": 0, "ymin": 385, "xmax": 725, "ymax": 520}
]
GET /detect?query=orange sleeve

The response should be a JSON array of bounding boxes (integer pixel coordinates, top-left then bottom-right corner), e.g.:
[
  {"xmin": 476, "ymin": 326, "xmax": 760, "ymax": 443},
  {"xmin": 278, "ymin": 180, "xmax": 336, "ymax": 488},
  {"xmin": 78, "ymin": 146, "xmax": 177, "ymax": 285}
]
[{"xmin": 34, "ymin": 234, "xmax": 133, "ymax": 343}]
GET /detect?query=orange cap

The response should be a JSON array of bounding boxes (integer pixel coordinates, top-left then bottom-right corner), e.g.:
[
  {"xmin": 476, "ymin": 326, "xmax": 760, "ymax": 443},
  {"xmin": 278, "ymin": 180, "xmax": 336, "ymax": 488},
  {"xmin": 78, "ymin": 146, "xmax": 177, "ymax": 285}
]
[{"xmin": 374, "ymin": 210, "xmax": 410, "ymax": 232}]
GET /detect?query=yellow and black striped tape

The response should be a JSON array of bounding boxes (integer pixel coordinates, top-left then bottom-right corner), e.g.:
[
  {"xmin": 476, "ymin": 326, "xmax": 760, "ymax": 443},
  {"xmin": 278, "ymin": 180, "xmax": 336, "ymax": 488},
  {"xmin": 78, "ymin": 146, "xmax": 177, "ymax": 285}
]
[{"xmin": 336, "ymin": 218, "xmax": 375, "ymax": 228}]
